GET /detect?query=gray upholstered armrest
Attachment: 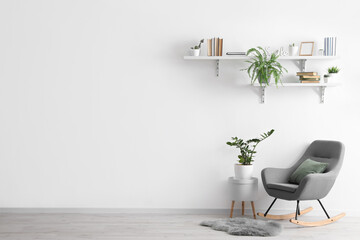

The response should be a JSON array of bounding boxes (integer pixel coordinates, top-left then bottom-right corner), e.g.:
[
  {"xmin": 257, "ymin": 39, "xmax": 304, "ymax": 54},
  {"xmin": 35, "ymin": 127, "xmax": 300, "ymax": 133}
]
[
  {"xmin": 261, "ymin": 167, "xmax": 293, "ymax": 184},
  {"xmin": 296, "ymin": 172, "xmax": 337, "ymax": 200}
]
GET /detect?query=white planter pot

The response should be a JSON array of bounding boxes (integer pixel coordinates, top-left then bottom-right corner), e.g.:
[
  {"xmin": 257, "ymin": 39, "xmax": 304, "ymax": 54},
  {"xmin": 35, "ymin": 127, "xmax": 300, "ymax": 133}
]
[
  {"xmin": 328, "ymin": 73, "xmax": 338, "ymax": 82},
  {"xmin": 190, "ymin": 49, "xmax": 200, "ymax": 56},
  {"xmin": 234, "ymin": 164, "xmax": 254, "ymax": 180},
  {"xmin": 289, "ymin": 46, "xmax": 299, "ymax": 56}
]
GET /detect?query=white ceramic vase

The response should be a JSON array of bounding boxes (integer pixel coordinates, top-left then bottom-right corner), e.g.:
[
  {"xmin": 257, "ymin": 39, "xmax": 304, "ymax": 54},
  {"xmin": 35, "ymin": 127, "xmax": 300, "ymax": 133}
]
[
  {"xmin": 234, "ymin": 164, "xmax": 253, "ymax": 180},
  {"xmin": 324, "ymin": 76, "xmax": 329, "ymax": 83},
  {"xmin": 289, "ymin": 46, "xmax": 299, "ymax": 56},
  {"xmin": 190, "ymin": 48, "xmax": 200, "ymax": 56}
]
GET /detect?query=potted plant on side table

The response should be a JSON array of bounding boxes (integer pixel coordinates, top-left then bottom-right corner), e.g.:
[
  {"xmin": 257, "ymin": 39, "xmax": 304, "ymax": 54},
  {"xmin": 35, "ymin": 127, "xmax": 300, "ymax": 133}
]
[
  {"xmin": 244, "ymin": 47, "xmax": 287, "ymax": 86},
  {"xmin": 226, "ymin": 129, "xmax": 274, "ymax": 179}
]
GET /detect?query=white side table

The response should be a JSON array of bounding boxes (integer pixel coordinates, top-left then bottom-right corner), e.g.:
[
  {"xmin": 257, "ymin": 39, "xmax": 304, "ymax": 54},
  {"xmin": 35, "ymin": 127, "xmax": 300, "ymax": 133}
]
[{"xmin": 228, "ymin": 177, "xmax": 258, "ymax": 219}]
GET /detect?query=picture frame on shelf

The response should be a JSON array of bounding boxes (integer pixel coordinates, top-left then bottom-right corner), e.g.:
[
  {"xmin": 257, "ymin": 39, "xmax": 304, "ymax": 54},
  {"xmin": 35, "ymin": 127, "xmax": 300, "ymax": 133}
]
[{"xmin": 299, "ymin": 42, "xmax": 314, "ymax": 56}]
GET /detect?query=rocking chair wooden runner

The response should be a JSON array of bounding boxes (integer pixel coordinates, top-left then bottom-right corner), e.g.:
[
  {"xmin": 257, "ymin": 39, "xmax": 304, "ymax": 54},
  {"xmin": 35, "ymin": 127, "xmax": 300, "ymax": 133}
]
[{"xmin": 258, "ymin": 140, "xmax": 345, "ymax": 227}]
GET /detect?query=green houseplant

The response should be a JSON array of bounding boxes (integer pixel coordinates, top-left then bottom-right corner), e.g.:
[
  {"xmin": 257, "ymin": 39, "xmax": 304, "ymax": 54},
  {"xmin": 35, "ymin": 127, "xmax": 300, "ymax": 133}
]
[
  {"xmin": 227, "ymin": 129, "xmax": 274, "ymax": 179},
  {"xmin": 328, "ymin": 66, "xmax": 340, "ymax": 74},
  {"xmin": 190, "ymin": 39, "xmax": 204, "ymax": 56},
  {"xmin": 326, "ymin": 66, "xmax": 340, "ymax": 82},
  {"xmin": 244, "ymin": 47, "xmax": 287, "ymax": 86}
]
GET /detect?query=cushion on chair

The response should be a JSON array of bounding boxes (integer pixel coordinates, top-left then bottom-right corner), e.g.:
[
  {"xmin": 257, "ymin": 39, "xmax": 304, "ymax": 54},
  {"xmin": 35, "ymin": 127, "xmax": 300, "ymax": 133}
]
[
  {"xmin": 267, "ymin": 183, "xmax": 299, "ymax": 193},
  {"xmin": 289, "ymin": 159, "xmax": 328, "ymax": 184}
]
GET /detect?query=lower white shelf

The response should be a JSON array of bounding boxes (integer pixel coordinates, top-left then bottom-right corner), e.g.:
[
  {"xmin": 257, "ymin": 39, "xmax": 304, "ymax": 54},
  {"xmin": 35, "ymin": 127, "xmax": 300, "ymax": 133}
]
[
  {"xmin": 251, "ymin": 82, "xmax": 340, "ymax": 103},
  {"xmin": 252, "ymin": 83, "xmax": 339, "ymax": 87}
]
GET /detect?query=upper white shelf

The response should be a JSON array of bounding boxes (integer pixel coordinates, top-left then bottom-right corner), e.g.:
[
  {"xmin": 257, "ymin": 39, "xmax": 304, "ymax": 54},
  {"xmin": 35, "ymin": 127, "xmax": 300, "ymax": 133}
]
[
  {"xmin": 184, "ymin": 55, "xmax": 338, "ymax": 75},
  {"xmin": 183, "ymin": 56, "xmax": 338, "ymax": 60}
]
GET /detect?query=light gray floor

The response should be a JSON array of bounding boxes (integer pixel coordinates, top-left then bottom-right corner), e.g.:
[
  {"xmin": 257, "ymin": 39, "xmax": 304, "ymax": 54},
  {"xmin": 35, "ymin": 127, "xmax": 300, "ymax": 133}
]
[{"xmin": 0, "ymin": 212, "xmax": 359, "ymax": 240}]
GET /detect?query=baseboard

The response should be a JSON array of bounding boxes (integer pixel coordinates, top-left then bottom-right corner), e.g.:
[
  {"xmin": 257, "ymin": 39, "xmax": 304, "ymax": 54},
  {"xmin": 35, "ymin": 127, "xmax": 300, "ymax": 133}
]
[{"xmin": 0, "ymin": 208, "xmax": 359, "ymax": 216}]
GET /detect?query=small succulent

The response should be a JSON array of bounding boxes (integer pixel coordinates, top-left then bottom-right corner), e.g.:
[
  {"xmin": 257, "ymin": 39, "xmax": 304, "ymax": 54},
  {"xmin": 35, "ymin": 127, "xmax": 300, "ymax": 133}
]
[
  {"xmin": 289, "ymin": 43, "xmax": 295, "ymax": 47},
  {"xmin": 191, "ymin": 39, "xmax": 204, "ymax": 49},
  {"xmin": 328, "ymin": 66, "xmax": 340, "ymax": 74}
]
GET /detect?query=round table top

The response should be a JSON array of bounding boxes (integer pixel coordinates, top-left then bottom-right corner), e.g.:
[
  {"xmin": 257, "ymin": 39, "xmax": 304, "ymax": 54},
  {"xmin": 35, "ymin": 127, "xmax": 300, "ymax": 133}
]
[{"xmin": 228, "ymin": 177, "xmax": 258, "ymax": 185}]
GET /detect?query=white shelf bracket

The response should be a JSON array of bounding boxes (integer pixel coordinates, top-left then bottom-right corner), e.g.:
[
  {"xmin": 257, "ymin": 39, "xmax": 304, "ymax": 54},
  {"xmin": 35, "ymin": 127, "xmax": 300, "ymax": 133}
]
[
  {"xmin": 261, "ymin": 86, "xmax": 265, "ymax": 103},
  {"xmin": 299, "ymin": 59, "xmax": 307, "ymax": 72},
  {"xmin": 216, "ymin": 60, "xmax": 220, "ymax": 77},
  {"xmin": 320, "ymin": 86, "xmax": 326, "ymax": 103}
]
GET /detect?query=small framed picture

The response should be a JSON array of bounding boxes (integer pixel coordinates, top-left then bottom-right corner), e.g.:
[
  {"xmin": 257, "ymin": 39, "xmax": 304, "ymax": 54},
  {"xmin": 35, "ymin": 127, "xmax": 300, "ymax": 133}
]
[{"xmin": 299, "ymin": 42, "xmax": 314, "ymax": 56}]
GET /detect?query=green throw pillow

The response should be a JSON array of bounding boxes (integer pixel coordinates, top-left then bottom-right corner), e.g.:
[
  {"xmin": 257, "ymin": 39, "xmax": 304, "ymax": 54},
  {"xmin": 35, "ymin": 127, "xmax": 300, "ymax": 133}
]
[{"xmin": 289, "ymin": 159, "xmax": 328, "ymax": 184}]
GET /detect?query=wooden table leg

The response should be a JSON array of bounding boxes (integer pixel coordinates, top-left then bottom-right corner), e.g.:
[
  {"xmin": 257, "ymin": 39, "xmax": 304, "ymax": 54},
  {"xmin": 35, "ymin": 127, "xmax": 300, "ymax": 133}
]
[
  {"xmin": 251, "ymin": 201, "xmax": 256, "ymax": 219},
  {"xmin": 230, "ymin": 201, "xmax": 235, "ymax": 218},
  {"xmin": 242, "ymin": 201, "xmax": 245, "ymax": 216}
]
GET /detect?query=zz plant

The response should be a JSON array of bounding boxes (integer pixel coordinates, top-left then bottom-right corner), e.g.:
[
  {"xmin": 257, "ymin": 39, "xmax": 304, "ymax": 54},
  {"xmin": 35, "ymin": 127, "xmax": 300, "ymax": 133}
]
[
  {"xmin": 245, "ymin": 47, "xmax": 287, "ymax": 86},
  {"xmin": 226, "ymin": 129, "xmax": 274, "ymax": 165}
]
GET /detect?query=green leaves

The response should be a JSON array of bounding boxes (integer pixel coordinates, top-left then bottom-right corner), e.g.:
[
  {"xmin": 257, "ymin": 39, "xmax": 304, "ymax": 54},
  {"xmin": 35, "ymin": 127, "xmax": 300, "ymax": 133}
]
[
  {"xmin": 328, "ymin": 66, "xmax": 340, "ymax": 73},
  {"xmin": 244, "ymin": 47, "xmax": 287, "ymax": 86},
  {"xmin": 227, "ymin": 129, "xmax": 275, "ymax": 165}
]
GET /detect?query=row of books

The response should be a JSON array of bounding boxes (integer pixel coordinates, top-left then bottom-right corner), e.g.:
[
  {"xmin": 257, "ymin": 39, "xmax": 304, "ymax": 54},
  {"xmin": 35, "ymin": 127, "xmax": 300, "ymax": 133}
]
[
  {"xmin": 324, "ymin": 37, "xmax": 336, "ymax": 56},
  {"xmin": 297, "ymin": 72, "xmax": 320, "ymax": 83},
  {"xmin": 207, "ymin": 38, "xmax": 223, "ymax": 56}
]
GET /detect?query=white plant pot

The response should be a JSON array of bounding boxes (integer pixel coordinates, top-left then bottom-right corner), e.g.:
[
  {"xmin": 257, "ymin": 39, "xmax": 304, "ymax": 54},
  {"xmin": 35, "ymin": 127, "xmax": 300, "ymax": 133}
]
[
  {"xmin": 328, "ymin": 73, "xmax": 338, "ymax": 82},
  {"xmin": 289, "ymin": 46, "xmax": 299, "ymax": 56},
  {"xmin": 234, "ymin": 164, "xmax": 254, "ymax": 180},
  {"xmin": 190, "ymin": 49, "xmax": 200, "ymax": 56}
]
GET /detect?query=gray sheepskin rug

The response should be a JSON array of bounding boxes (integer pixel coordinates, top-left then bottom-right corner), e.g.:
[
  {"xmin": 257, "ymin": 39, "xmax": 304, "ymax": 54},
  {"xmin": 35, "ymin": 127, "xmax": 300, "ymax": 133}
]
[{"xmin": 200, "ymin": 217, "xmax": 282, "ymax": 237}]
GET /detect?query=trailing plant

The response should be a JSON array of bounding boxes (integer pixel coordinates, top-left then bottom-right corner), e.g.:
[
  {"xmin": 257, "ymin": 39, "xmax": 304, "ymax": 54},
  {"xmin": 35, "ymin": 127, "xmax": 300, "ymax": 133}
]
[
  {"xmin": 244, "ymin": 47, "xmax": 287, "ymax": 86},
  {"xmin": 191, "ymin": 39, "xmax": 204, "ymax": 49},
  {"xmin": 226, "ymin": 129, "xmax": 275, "ymax": 165},
  {"xmin": 328, "ymin": 66, "xmax": 340, "ymax": 74}
]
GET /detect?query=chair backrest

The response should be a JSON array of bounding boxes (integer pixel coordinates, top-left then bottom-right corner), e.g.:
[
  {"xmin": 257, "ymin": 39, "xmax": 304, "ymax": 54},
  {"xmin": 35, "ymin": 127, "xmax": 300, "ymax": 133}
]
[{"xmin": 292, "ymin": 140, "xmax": 345, "ymax": 176}]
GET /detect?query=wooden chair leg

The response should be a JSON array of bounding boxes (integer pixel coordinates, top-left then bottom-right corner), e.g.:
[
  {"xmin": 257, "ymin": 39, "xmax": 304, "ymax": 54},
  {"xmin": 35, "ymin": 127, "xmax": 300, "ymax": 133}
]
[
  {"xmin": 230, "ymin": 201, "xmax": 235, "ymax": 218},
  {"xmin": 242, "ymin": 201, "xmax": 245, "ymax": 215},
  {"xmin": 251, "ymin": 201, "xmax": 256, "ymax": 219}
]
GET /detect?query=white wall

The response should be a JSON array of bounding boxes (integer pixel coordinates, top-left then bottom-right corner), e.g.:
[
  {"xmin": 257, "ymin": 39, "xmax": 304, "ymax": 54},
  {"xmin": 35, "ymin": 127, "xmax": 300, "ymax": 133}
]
[{"xmin": 0, "ymin": 0, "xmax": 359, "ymax": 214}]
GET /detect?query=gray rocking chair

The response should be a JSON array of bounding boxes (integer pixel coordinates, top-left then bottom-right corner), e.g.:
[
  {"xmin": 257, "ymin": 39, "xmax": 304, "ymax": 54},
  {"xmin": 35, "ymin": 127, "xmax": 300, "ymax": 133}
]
[{"xmin": 258, "ymin": 140, "xmax": 345, "ymax": 226}]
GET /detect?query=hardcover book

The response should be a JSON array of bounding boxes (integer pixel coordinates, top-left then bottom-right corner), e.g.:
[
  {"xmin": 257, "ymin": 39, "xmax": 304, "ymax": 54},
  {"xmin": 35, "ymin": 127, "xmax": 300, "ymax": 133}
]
[
  {"xmin": 207, "ymin": 39, "xmax": 212, "ymax": 56},
  {"xmin": 301, "ymin": 80, "xmax": 320, "ymax": 83},
  {"xmin": 300, "ymin": 75, "xmax": 320, "ymax": 80},
  {"xmin": 296, "ymin": 72, "xmax": 318, "ymax": 76}
]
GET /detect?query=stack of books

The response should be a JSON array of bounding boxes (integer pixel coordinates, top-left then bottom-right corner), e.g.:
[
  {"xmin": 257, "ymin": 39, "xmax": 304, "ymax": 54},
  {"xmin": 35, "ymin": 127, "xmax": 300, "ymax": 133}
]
[
  {"xmin": 297, "ymin": 72, "xmax": 320, "ymax": 83},
  {"xmin": 207, "ymin": 38, "xmax": 223, "ymax": 56},
  {"xmin": 324, "ymin": 37, "xmax": 337, "ymax": 56}
]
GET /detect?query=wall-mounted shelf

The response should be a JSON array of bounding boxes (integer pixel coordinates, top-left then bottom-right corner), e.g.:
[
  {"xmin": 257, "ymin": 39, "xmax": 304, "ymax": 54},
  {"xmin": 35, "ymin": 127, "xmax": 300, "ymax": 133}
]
[
  {"xmin": 184, "ymin": 56, "xmax": 338, "ymax": 76},
  {"xmin": 184, "ymin": 55, "xmax": 339, "ymax": 104},
  {"xmin": 252, "ymin": 83, "xmax": 340, "ymax": 104}
]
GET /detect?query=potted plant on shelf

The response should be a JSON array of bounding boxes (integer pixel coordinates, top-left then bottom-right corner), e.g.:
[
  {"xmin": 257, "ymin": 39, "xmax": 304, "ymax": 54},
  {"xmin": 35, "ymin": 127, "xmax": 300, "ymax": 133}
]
[
  {"xmin": 327, "ymin": 66, "xmax": 340, "ymax": 82},
  {"xmin": 244, "ymin": 47, "xmax": 287, "ymax": 86},
  {"xmin": 289, "ymin": 43, "xmax": 299, "ymax": 56},
  {"xmin": 190, "ymin": 39, "xmax": 204, "ymax": 56},
  {"xmin": 226, "ymin": 129, "xmax": 274, "ymax": 180}
]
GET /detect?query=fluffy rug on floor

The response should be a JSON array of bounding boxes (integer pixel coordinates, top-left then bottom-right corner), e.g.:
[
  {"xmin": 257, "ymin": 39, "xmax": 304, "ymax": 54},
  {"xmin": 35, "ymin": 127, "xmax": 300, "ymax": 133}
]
[{"xmin": 200, "ymin": 217, "xmax": 282, "ymax": 237}]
